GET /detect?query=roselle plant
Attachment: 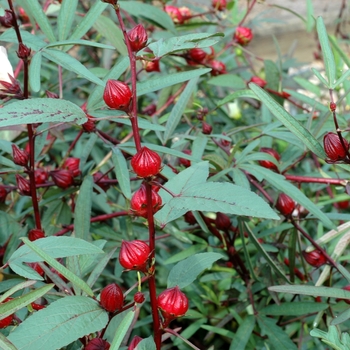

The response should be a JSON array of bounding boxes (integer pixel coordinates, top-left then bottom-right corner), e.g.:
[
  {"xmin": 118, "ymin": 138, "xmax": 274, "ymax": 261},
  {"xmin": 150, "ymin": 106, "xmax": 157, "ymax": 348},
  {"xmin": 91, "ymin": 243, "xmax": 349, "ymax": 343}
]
[{"xmin": 1, "ymin": 0, "xmax": 350, "ymax": 349}]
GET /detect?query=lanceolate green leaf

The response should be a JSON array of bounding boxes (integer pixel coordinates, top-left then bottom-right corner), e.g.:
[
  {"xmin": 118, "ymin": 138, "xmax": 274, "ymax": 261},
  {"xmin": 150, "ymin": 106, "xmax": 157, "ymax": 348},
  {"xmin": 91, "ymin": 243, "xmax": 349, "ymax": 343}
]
[
  {"xmin": 249, "ymin": 83, "xmax": 326, "ymax": 158},
  {"xmin": 112, "ymin": 147, "xmax": 131, "ymax": 200},
  {"xmin": 229, "ymin": 316, "xmax": 255, "ymax": 350},
  {"xmin": 137, "ymin": 336, "xmax": 157, "ymax": 350},
  {"xmin": 109, "ymin": 311, "xmax": 135, "ymax": 350},
  {"xmin": 260, "ymin": 302, "xmax": 329, "ymax": 316},
  {"xmin": 216, "ymin": 89, "xmax": 257, "ymax": 108},
  {"xmin": 0, "ymin": 333, "xmax": 16, "ymax": 350},
  {"xmin": 7, "ymin": 296, "xmax": 108, "ymax": 350},
  {"xmin": 0, "ymin": 98, "xmax": 87, "ymax": 127},
  {"xmin": 29, "ymin": 51, "xmax": 42, "ymax": 92},
  {"xmin": 57, "ymin": 0, "xmax": 78, "ymax": 41}
]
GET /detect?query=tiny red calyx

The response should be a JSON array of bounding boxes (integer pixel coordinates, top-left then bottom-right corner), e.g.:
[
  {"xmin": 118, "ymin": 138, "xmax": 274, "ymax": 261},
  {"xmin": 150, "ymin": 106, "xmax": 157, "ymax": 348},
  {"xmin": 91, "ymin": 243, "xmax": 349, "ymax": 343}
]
[
  {"xmin": 258, "ymin": 147, "xmax": 280, "ymax": 171},
  {"xmin": 12, "ymin": 144, "xmax": 29, "ymax": 167},
  {"xmin": 0, "ymin": 297, "xmax": 14, "ymax": 329},
  {"xmin": 330, "ymin": 102, "xmax": 336, "ymax": 112},
  {"xmin": 50, "ymin": 169, "xmax": 74, "ymax": 189},
  {"xmin": 302, "ymin": 250, "xmax": 327, "ymax": 268},
  {"xmin": 187, "ymin": 48, "xmax": 207, "ymax": 65},
  {"xmin": 0, "ymin": 186, "xmax": 8, "ymax": 203},
  {"xmin": 164, "ymin": 5, "xmax": 184, "ymax": 24},
  {"xmin": 249, "ymin": 76, "xmax": 267, "ymax": 88},
  {"xmin": 119, "ymin": 239, "xmax": 150, "ymax": 272},
  {"xmin": 134, "ymin": 291, "xmax": 145, "ymax": 304},
  {"xmin": 130, "ymin": 184, "xmax": 162, "ymax": 218},
  {"xmin": 215, "ymin": 212, "xmax": 231, "ymax": 230},
  {"xmin": 128, "ymin": 24, "xmax": 148, "ymax": 52},
  {"xmin": 34, "ymin": 169, "xmax": 49, "ymax": 185},
  {"xmin": 63, "ymin": 157, "xmax": 81, "ymax": 177},
  {"xmin": 179, "ymin": 150, "xmax": 192, "ymax": 168},
  {"xmin": 28, "ymin": 229, "xmax": 45, "ymax": 241},
  {"xmin": 100, "ymin": 283, "xmax": 124, "ymax": 313},
  {"xmin": 202, "ymin": 121, "xmax": 213, "ymax": 135},
  {"xmin": 0, "ymin": 10, "xmax": 14, "ymax": 28},
  {"xmin": 93, "ymin": 172, "xmax": 110, "ymax": 192},
  {"xmin": 210, "ymin": 60, "xmax": 227, "ymax": 76},
  {"xmin": 84, "ymin": 338, "xmax": 111, "ymax": 350},
  {"xmin": 323, "ymin": 132, "xmax": 349, "ymax": 161},
  {"xmin": 17, "ymin": 43, "xmax": 31, "ymax": 60},
  {"xmin": 275, "ymin": 193, "xmax": 295, "ymax": 216},
  {"xmin": 16, "ymin": 174, "xmax": 31, "ymax": 196},
  {"xmin": 103, "ymin": 80, "xmax": 132, "ymax": 111},
  {"xmin": 131, "ymin": 146, "xmax": 162, "ymax": 178},
  {"xmin": 144, "ymin": 59, "xmax": 161, "ymax": 73},
  {"xmin": 234, "ymin": 26, "xmax": 253, "ymax": 46}
]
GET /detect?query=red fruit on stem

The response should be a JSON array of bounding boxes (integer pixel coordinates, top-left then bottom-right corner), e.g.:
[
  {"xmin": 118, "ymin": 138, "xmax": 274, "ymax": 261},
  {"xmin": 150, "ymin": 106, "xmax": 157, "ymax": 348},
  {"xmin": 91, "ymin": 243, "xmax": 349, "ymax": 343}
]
[
  {"xmin": 249, "ymin": 76, "xmax": 267, "ymax": 88},
  {"xmin": 210, "ymin": 60, "xmax": 226, "ymax": 76},
  {"xmin": 63, "ymin": 157, "xmax": 81, "ymax": 177},
  {"xmin": 103, "ymin": 80, "xmax": 132, "ymax": 111},
  {"xmin": 164, "ymin": 5, "xmax": 183, "ymax": 24},
  {"xmin": 276, "ymin": 193, "xmax": 295, "ymax": 216},
  {"xmin": 128, "ymin": 24, "xmax": 148, "ymax": 52},
  {"xmin": 144, "ymin": 59, "xmax": 161, "ymax": 73},
  {"xmin": 184, "ymin": 211, "xmax": 196, "ymax": 225},
  {"xmin": 84, "ymin": 338, "xmax": 111, "ymax": 350},
  {"xmin": 130, "ymin": 184, "xmax": 162, "ymax": 218},
  {"xmin": 119, "ymin": 239, "xmax": 150, "ymax": 272},
  {"xmin": 0, "ymin": 297, "xmax": 14, "ymax": 329},
  {"xmin": 323, "ymin": 132, "xmax": 348, "ymax": 161},
  {"xmin": 234, "ymin": 27, "xmax": 253, "ymax": 46},
  {"xmin": 179, "ymin": 7, "xmax": 192, "ymax": 21},
  {"xmin": 0, "ymin": 10, "xmax": 14, "ymax": 28},
  {"xmin": 202, "ymin": 121, "xmax": 213, "ymax": 135},
  {"xmin": 212, "ymin": 0, "xmax": 227, "ymax": 11},
  {"xmin": 134, "ymin": 291, "xmax": 145, "ymax": 304},
  {"xmin": 179, "ymin": 150, "xmax": 191, "ymax": 168},
  {"xmin": 100, "ymin": 283, "xmax": 124, "ymax": 313},
  {"xmin": 0, "ymin": 186, "xmax": 7, "ymax": 203},
  {"xmin": 12, "ymin": 144, "xmax": 29, "ymax": 167},
  {"xmin": 28, "ymin": 229, "xmax": 45, "ymax": 241},
  {"xmin": 16, "ymin": 174, "xmax": 31, "ymax": 196},
  {"xmin": 128, "ymin": 335, "xmax": 143, "ymax": 350},
  {"xmin": 258, "ymin": 147, "xmax": 280, "ymax": 171},
  {"xmin": 93, "ymin": 172, "xmax": 110, "ymax": 192},
  {"xmin": 17, "ymin": 43, "xmax": 31, "ymax": 60},
  {"xmin": 131, "ymin": 147, "xmax": 162, "ymax": 178},
  {"xmin": 82, "ymin": 117, "xmax": 96, "ymax": 133},
  {"xmin": 188, "ymin": 48, "xmax": 207, "ymax": 64},
  {"xmin": 302, "ymin": 250, "xmax": 327, "ymax": 268},
  {"xmin": 50, "ymin": 169, "xmax": 74, "ymax": 189},
  {"xmin": 215, "ymin": 212, "xmax": 231, "ymax": 230},
  {"xmin": 34, "ymin": 169, "xmax": 49, "ymax": 185},
  {"xmin": 330, "ymin": 102, "xmax": 336, "ymax": 112}
]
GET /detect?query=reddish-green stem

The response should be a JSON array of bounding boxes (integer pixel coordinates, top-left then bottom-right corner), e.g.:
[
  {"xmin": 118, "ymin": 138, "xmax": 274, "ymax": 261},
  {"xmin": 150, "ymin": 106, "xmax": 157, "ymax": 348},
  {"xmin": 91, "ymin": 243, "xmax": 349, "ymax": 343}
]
[{"xmin": 285, "ymin": 174, "xmax": 348, "ymax": 186}]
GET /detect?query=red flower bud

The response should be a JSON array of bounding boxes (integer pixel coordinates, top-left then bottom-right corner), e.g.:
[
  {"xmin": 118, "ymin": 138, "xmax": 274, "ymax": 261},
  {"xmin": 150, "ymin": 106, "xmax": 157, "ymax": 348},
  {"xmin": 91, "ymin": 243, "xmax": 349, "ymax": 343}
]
[
  {"xmin": 215, "ymin": 212, "xmax": 231, "ymax": 230},
  {"xmin": 323, "ymin": 132, "xmax": 348, "ymax": 161},
  {"xmin": 302, "ymin": 250, "xmax": 327, "ymax": 268},
  {"xmin": 130, "ymin": 184, "xmax": 162, "ymax": 218},
  {"xmin": 63, "ymin": 157, "xmax": 81, "ymax": 177},
  {"xmin": 34, "ymin": 169, "xmax": 49, "ymax": 185},
  {"xmin": 144, "ymin": 59, "xmax": 161, "ymax": 73},
  {"xmin": 179, "ymin": 7, "xmax": 192, "ymax": 21},
  {"xmin": 100, "ymin": 283, "xmax": 124, "ymax": 313},
  {"xmin": 50, "ymin": 169, "xmax": 74, "ymax": 189},
  {"xmin": 134, "ymin": 291, "xmax": 145, "ymax": 304},
  {"xmin": 28, "ymin": 229, "xmax": 45, "ymax": 241},
  {"xmin": 210, "ymin": 60, "xmax": 226, "ymax": 76},
  {"xmin": 184, "ymin": 211, "xmax": 196, "ymax": 225},
  {"xmin": 128, "ymin": 336, "xmax": 143, "ymax": 350},
  {"xmin": 93, "ymin": 172, "xmax": 110, "ymax": 192},
  {"xmin": 330, "ymin": 102, "xmax": 336, "ymax": 112},
  {"xmin": 82, "ymin": 117, "xmax": 96, "ymax": 133},
  {"xmin": 157, "ymin": 286, "xmax": 189, "ymax": 326},
  {"xmin": 0, "ymin": 297, "xmax": 14, "ymax": 329},
  {"xmin": 18, "ymin": 7, "xmax": 29, "ymax": 23},
  {"xmin": 276, "ymin": 193, "xmax": 295, "ymax": 216},
  {"xmin": 179, "ymin": 150, "xmax": 191, "ymax": 168},
  {"xmin": 258, "ymin": 147, "xmax": 280, "ymax": 171},
  {"xmin": 212, "ymin": 0, "xmax": 227, "ymax": 11},
  {"xmin": 16, "ymin": 174, "xmax": 31, "ymax": 196},
  {"xmin": 249, "ymin": 76, "xmax": 267, "ymax": 88},
  {"xmin": 128, "ymin": 24, "xmax": 148, "ymax": 52},
  {"xmin": 234, "ymin": 27, "xmax": 253, "ymax": 46},
  {"xmin": 165, "ymin": 5, "xmax": 183, "ymax": 24},
  {"xmin": 119, "ymin": 239, "xmax": 150, "ymax": 272},
  {"xmin": 17, "ymin": 43, "xmax": 31, "ymax": 60},
  {"xmin": 0, "ymin": 10, "xmax": 14, "ymax": 28},
  {"xmin": 0, "ymin": 186, "xmax": 8, "ymax": 203},
  {"xmin": 12, "ymin": 144, "xmax": 29, "ymax": 167},
  {"xmin": 202, "ymin": 121, "xmax": 212, "ymax": 135},
  {"xmin": 103, "ymin": 80, "xmax": 132, "ymax": 111},
  {"xmin": 131, "ymin": 147, "xmax": 162, "ymax": 178},
  {"xmin": 188, "ymin": 48, "xmax": 207, "ymax": 65},
  {"xmin": 84, "ymin": 338, "xmax": 111, "ymax": 350}
]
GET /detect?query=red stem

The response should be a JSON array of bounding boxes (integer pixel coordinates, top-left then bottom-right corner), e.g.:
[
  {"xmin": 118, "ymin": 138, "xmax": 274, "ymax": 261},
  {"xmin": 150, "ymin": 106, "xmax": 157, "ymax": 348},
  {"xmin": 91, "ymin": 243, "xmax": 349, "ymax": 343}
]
[{"xmin": 285, "ymin": 174, "xmax": 347, "ymax": 186}]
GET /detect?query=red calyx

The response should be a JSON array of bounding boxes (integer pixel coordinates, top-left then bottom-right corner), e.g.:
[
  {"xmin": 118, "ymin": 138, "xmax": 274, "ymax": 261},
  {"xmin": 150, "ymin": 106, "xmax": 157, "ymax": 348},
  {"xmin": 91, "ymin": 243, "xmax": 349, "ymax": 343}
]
[
  {"xmin": 157, "ymin": 286, "xmax": 189, "ymax": 327},
  {"xmin": 50, "ymin": 169, "xmax": 74, "ymax": 189},
  {"xmin": 302, "ymin": 250, "xmax": 327, "ymax": 268},
  {"xmin": 12, "ymin": 144, "xmax": 29, "ymax": 167},
  {"xmin": 119, "ymin": 239, "xmax": 150, "ymax": 272},
  {"xmin": 99, "ymin": 283, "xmax": 124, "ymax": 313},
  {"xmin": 63, "ymin": 157, "xmax": 81, "ymax": 177},
  {"xmin": 84, "ymin": 338, "xmax": 111, "ymax": 350},
  {"xmin": 184, "ymin": 211, "xmax": 196, "ymax": 225},
  {"xmin": 103, "ymin": 80, "xmax": 132, "ymax": 111},
  {"xmin": 82, "ymin": 117, "xmax": 96, "ymax": 133},
  {"xmin": 330, "ymin": 102, "xmax": 336, "ymax": 112},
  {"xmin": 338, "ymin": 200, "xmax": 349, "ymax": 209},
  {"xmin": 258, "ymin": 147, "xmax": 280, "ymax": 171},
  {"xmin": 27, "ymin": 262, "xmax": 45, "ymax": 276},
  {"xmin": 179, "ymin": 7, "xmax": 192, "ymax": 21},
  {"xmin": 179, "ymin": 150, "xmax": 192, "ymax": 168},
  {"xmin": 128, "ymin": 24, "xmax": 148, "ymax": 52},
  {"xmin": 275, "ymin": 193, "xmax": 295, "ymax": 216},
  {"xmin": 16, "ymin": 174, "xmax": 31, "ymax": 196},
  {"xmin": 144, "ymin": 59, "xmax": 161, "ymax": 73},
  {"xmin": 0, "ymin": 297, "xmax": 14, "ymax": 329},
  {"xmin": 215, "ymin": 212, "xmax": 231, "ymax": 230},
  {"xmin": 131, "ymin": 147, "xmax": 162, "ymax": 178},
  {"xmin": 17, "ymin": 43, "xmax": 31, "ymax": 60},
  {"xmin": 130, "ymin": 184, "xmax": 162, "ymax": 218},
  {"xmin": 128, "ymin": 335, "xmax": 143, "ymax": 350},
  {"xmin": 93, "ymin": 172, "xmax": 110, "ymax": 192},
  {"xmin": 134, "ymin": 291, "xmax": 145, "ymax": 304},
  {"xmin": 234, "ymin": 26, "xmax": 253, "ymax": 46},
  {"xmin": 34, "ymin": 169, "xmax": 49, "ymax": 185},
  {"xmin": 202, "ymin": 121, "xmax": 213, "ymax": 135},
  {"xmin": 323, "ymin": 132, "xmax": 348, "ymax": 162},
  {"xmin": 187, "ymin": 48, "xmax": 207, "ymax": 65},
  {"xmin": 0, "ymin": 10, "xmax": 14, "ymax": 28},
  {"xmin": 0, "ymin": 186, "xmax": 8, "ymax": 203},
  {"xmin": 249, "ymin": 76, "xmax": 267, "ymax": 88},
  {"xmin": 28, "ymin": 229, "xmax": 45, "ymax": 241},
  {"xmin": 212, "ymin": 0, "xmax": 227, "ymax": 11},
  {"xmin": 164, "ymin": 5, "xmax": 184, "ymax": 24},
  {"xmin": 210, "ymin": 60, "xmax": 226, "ymax": 76}
]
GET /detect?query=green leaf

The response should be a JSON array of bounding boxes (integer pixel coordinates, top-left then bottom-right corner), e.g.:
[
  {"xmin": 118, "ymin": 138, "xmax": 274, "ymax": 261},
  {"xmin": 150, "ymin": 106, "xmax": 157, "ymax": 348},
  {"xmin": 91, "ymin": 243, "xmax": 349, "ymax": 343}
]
[
  {"xmin": 257, "ymin": 316, "xmax": 298, "ymax": 350},
  {"xmin": 137, "ymin": 336, "xmax": 157, "ymax": 350},
  {"xmin": 329, "ymin": 35, "xmax": 350, "ymax": 68},
  {"xmin": 208, "ymin": 74, "xmax": 246, "ymax": 89},
  {"xmin": 29, "ymin": 52, "xmax": 42, "ymax": 92},
  {"xmin": 163, "ymin": 77, "xmax": 198, "ymax": 143},
  {"xmin": 0, "ymin": 333, "xmax": 17, "ymax": 350},
  {"xmin": 331, "ymin": 307, "xmax": 350, "ymax": 326},
  {"xmin": 311, "ymin": 67, "xmax": 329, "ymax": 87},
  {"xmin": 201, "ymin": 325, "xmax": 235, "ymax": 339},
  {"xmin": 57, "ymin": 0, "xmax": 78, "ymax": 41},
  {"xmin": 229, "ymin": 316, "xmax": 255, "ymax": 350},
  {"xmin": 0, "ymin": 280, "xmax": 37, "ymax": 303},
  {"xmin": 0, "ymin": 29, "xmax": 46, "ymax": 51},
  {"xmin": 109, "ymin": 311, "xmax": 135, "ymax": 350},
  {"xmin": 137, "ymin": 68, "xmax": 211, "ymax": 96},
  {"xmin": 148, "ymin": 32, "xmax": 224, "ymax": 57},
  {"xmin": 311, "ymin": 326, "xmax": 350, "ymax": 350},
  {"xmin": 164, "ymin": 244, "xmax": 207, "ymax": 265},
  {"xmin": 42, "ymin": 49, "xmax": 104, "ymax": 86},
  {"xmin": 7, "ymin": 296, "xmax": 108, "ymax": 350},
  {"xmin": 167, "ymin": 252, "xmax": 223, "ymax": 288},
  {"xmin": 260, "ymin": 302, "xmax": 329, "ymax": 316},
  {"xmin": 0, "ymin": 98, "xmax": 87, "ymax": 127},
  {"xmin": 284, "ymin": 89, "xmax": 328, "ymax": 112},
  {"xmin": 112, "ymin": 148, "xmax": 131, "ymax": 200},
  {"xmin": 74, "ymin": 175, "xmax": 93, "ymax": 240},
  {"xmin": 294, "ymin": 76, "xmax": 321, "ymax": 97},
  {"xmin": 249, "ymin": 83, "xmax": 326, "ymax": 158},
  {"xmin": 317, "ymin": 17, "xmax": 336, "ymax": 88},
  {"xmin": 216, "ymin": 89, "xmax": 257, "ymax": 108}
]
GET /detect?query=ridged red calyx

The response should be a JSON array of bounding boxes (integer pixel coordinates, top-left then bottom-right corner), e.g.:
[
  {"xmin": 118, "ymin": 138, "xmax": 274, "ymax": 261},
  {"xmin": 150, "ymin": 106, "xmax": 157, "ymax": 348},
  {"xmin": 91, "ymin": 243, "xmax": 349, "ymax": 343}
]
[
  {"xmin": 212, "ymin": 0, "xmax": 227, "ymax": 11},
  {"xmin": 275, "ymin": 193, "xmax": 295, "ymax": 216},
  {"xmin": 103, "ymin": 80, "xmax": 132, "ymax": 111},
  {"xmin": 16, "ymin": 174, "xmax": 31, "ymax": 196},
  {"xmin": 128, "ymin": 335, "xmax": 143, "ymax": 350},
  {"xmin": 84, "ymin": 338, "xmax": 111, "ymax": 350},
  {"xmin": 119, "ymin": 240, "xmax": 150, "ymax": 272},
  {"xmin": 134, "ymin": 291, "xmax": 145, "ymax": 304},
  {"xmin": 28, "ymin": 229, "xmax": 45, "ymax": 241},
  {"xmin": 188, "ymin": 48, "xmax": 207, "ymax": 65},
  {"xmin": 131, "ymin": 147, "xmax": 162, "ymax": 178},
  {"xmin": 210, "ymin": 60, "xmax": 226, "ymax": 76},
  {"xmin": 12, "ymin": 144, "xmax": 29, "ymax": 167},
  {"xmin": 63, "ymin": 157, "xmax": 81, "ymax": 177},
  {"xmin": 215, "ymin": 212, "xmax": 231, "ymax": 230},
  {"xmin": 330, "ymin": 102, "xmax": 336, "ymax": 112},
  {"xmin": 234, "ymin": 27, "xmax": 253, "ymax": 46},
  {"xmin": 157, "ymin": 286, "xmax": 189, "ymax": 326},
  {"xmin": 165, "ymin": 5, "xmax": 184, "ymax": 24},
  {"xmin": 179, "ymin": 150, "xmax": 192, "ymax": 168},
  {"xmin": 17, "ymin": 43, "xmax": 31, "ymax": 60},
  {"xmin": 0, "ymin": 186, "xmax": 7, "ymax": 203},
  {"xmin": 302, "ymin": 250, "xmax": 327, "ymax": 268},
  {"xmin": 249, "ymin": 76, "xmax": 267, "ymax": 88},
  {"xmin": 50, "ymin": 169, "xmax": 74, "ymax": 189},
  {"xmin": 0, "ymin": 10, "xmax": 14, "ymax": 28},
  {"xmin": 258, "ymin": 147, "xmax": 280, "ymax": 171},
  {"xmin": 144, "ymin": 59, "xmax": 161, "ymax": 73},
  {"xmin": 202, "ymin": 121, "xmax": 212, "ymax": 135},
  {"xmin": 130, "ymin": 184, "xmax": 162, "ymax": 218},
  {"xmin": 128, "ymin": 24, "xmax": 148, "ymax": 52},
  {"xmin": 0, "ymin": 297, "xmax": 14, "ymax": 329},
  {"xmin": 323, "ymin": 132, "xmax": 348, "ymax": 162},
  {"xmin": 93, "ymin": 172, "xmax": 110, "ymax": 192},
  {"xmin": 34, "ymin": 169, "xmax": 49, "ymax": 185},
  {"xmin": 82, "ymin": 117, "xmax": 96, "ymax": 133},
  {"xmin": 100, "ymin": 283, "xmax": 124, "ymax": 313}
]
